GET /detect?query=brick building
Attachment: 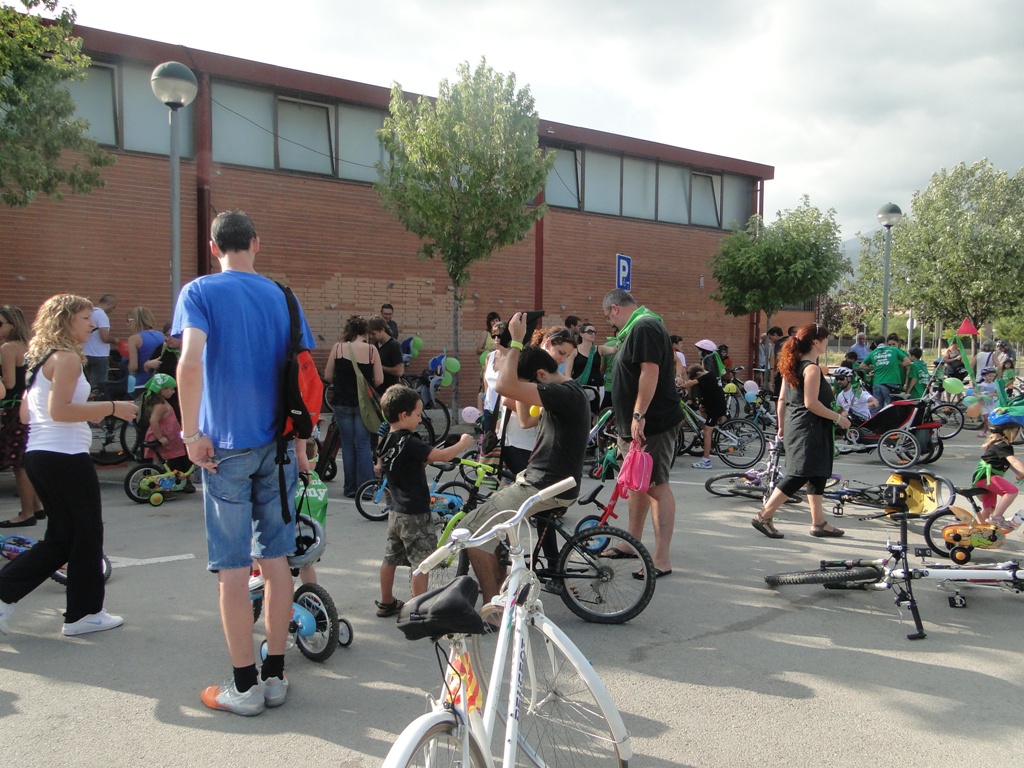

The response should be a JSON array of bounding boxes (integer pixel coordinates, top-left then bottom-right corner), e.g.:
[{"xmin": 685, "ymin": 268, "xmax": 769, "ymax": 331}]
[{"xmin": 1, "ymin": 25, "xmax": 806, "ymax": 404}]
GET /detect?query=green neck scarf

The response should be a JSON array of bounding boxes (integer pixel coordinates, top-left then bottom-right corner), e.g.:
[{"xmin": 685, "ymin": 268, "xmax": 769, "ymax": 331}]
[{"xmin": 614, "ymin": 305, "xmax": 662, "ymax": 343}]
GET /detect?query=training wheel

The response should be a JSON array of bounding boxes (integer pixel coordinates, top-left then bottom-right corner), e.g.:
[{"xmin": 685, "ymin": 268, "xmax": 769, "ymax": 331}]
[
  {"xmin": 338, "ymin": 618, "xmax": 354, "ymax": 647},
  {"xmin": 149, "ymin": 492, "xmax": 164, "ymax": 507},
  {"xmin": 949, "ymin": 546, "xmax": 972, "ymax": 565}
]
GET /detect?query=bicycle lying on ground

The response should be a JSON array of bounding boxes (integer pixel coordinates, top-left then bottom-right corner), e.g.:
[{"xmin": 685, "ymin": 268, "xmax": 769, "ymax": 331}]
[
  {"xmin": 381, "ymin": 477, "xmax": 632, "ymax": 767},
  {"xmin": 765, "ymin": 483, "xmax": 1024, "ymax": 640},
  {"xmin": 703, "ymin": 435, "xmax": 804, "ymax": 506},
  {"xmin": 1, "ymin": 534, "xmax": 112, "ymax": 586}
]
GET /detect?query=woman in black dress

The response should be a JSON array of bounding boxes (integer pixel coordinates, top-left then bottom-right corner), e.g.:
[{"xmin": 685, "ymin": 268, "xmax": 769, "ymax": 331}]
[{"xmin": 752, "ymin": 323, "xmax": 850, "ymax": 539}]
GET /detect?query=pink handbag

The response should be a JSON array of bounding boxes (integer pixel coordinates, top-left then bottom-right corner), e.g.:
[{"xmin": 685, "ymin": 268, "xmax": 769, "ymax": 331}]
[{"xmin": 618, "ymin": 441, "xmax": 652, "ymax": 496}]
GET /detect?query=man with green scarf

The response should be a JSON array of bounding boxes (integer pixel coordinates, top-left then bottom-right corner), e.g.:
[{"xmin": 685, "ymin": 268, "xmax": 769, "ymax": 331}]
[{"xmin": 603, "ymin": 289, "xmax": 682, "ymax": 578}]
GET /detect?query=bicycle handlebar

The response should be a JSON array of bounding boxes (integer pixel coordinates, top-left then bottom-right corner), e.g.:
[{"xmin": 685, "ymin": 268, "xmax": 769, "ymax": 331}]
[{"xmin": 414, "ymin": 476, "xmax": 577, "ymax": 575}]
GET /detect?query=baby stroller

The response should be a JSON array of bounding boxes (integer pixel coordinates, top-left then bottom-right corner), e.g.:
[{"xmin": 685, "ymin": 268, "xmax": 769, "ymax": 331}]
[{"xmin": 835, "ymin": 398, "xmax": 943, "ymax": 469}]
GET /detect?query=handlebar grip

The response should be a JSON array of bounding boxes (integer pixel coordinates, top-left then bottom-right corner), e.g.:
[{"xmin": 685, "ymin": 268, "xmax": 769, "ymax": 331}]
[
  {"xmin": 537, "ymin": 477, "xmax": 577, "ymax": 501},
  {"xmin": 414, "ymin": 543, "xmax": 454, "ymax": 576}
]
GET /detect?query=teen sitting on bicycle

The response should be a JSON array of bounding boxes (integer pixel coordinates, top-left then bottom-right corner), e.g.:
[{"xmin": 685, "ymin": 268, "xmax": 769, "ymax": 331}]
[
  {"xmin": 374, "ymin": 385, "xmax": 474, "ymax": 618},
  {"xmin": 141, "ymin": 373, "xmax": 195, "ymax": 492},
  {"xmin": 832, "ymin": 366, "xmax": 877, "ymax": 428},
  {"xmin": 973, "ymin": 422, "xmax": 1024, "ymax": 529},
  {"xmin": 679, "ymin": 362, "xmax": 727, "ymax": 469}
]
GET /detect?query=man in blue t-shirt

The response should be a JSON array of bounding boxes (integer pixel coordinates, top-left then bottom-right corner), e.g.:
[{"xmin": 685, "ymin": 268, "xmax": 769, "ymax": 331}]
[{"xmin": 173, "ymin": 210, "xmax": 315, "ymax": 717}]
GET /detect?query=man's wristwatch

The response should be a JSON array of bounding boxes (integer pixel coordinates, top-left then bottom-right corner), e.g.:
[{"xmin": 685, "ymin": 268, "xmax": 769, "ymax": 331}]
[
  {"xmin": 181, "ymin": 431, "xmax": 204, "ymax": 444},
  {"xmin": 633, "ymin": 412, "xmax": 645, "ymax": 421}
]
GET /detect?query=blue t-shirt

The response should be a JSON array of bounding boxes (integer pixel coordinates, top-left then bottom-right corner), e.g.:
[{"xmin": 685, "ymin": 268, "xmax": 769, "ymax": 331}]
[{"xmin": 172, "ymin": 270, "xmax": 315, "ymax": 450}]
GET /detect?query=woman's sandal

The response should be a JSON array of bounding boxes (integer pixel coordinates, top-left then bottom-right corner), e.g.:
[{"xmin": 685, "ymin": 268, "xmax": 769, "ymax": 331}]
[
  {"xmin": 810, "ymin": 523, "xmax": 845, "ymax": 538},
  {"xmin": 752, "ymin": 515, "xmax": 784, "ymax": 539},
  {"xmin": 375, "ymin": 598, "xmax": 404, "ymax": 617}
]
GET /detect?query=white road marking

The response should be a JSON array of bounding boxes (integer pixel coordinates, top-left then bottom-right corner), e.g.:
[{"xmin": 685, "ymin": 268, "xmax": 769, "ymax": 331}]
[{"xmin": 109, "ymin": 554, "xmax": 196, "ymax": 569}]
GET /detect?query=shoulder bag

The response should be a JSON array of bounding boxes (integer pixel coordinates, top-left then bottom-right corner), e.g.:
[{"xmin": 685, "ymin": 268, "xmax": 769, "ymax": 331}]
[{"xmin": 348, "ymin": 343, "xmax": 384, "ymax": 434}]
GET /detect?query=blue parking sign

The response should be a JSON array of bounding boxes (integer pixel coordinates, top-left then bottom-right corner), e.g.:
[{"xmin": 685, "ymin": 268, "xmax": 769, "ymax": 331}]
[{"xmin": 616, "ymin": 253, "xmax": 631, "ymax": 291}]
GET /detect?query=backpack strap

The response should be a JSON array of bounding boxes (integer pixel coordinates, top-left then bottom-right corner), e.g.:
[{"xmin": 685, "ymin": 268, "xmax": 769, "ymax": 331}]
[{"xmin": 274, "ymin": 282, "xmax": 300, "ymax": 524}]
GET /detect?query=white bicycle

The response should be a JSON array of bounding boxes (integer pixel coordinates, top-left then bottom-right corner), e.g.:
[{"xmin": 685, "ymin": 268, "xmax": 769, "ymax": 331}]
[{"xmin": 381, "ymin": 477, "xmax": 633, "ymax": 767}]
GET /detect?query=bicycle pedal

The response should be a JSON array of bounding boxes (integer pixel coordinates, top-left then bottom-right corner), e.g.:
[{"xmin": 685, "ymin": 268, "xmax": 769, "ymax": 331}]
[
  {"xmin": 948, "ymin": 593, "xmax": 967, "ymax": 609},
  {"xmin": 914, "ymin": 548, "xmax": 932, "ymax": 558}
]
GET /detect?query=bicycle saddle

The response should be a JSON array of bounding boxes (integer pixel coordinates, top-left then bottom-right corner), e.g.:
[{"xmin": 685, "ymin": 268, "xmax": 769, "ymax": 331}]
[
  {"xmin": 577, "ymin": 485, "xmax": 604, "ymax": 506},
  {"xmin": 396, "ymin": 575, "xmax": 487, "ymax": 641}
]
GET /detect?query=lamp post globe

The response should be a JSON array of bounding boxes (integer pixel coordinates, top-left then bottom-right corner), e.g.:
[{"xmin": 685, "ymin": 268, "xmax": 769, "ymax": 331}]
[
  {"xmin": 877, "ymin": 202, "xmax": 903, "ymax": 338},
  {"xmin": 151, "ymin": 62, "xmax": 198, "ymax": 306}
]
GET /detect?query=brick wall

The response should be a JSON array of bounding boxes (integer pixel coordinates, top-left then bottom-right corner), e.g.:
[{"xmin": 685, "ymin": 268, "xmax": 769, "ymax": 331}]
[{"xmin": 1, "ymin": 152, "xmax": 760, "ymax": 408}]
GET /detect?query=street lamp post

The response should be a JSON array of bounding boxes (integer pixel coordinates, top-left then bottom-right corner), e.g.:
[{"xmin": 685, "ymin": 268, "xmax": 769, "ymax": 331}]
[
  {"xmin": 877, "ymin": 202, "xmax": 903, "ymax": 338},
  {"xmin": 151, "ymin": 62, "xmax": 199, "ymax": 306}
]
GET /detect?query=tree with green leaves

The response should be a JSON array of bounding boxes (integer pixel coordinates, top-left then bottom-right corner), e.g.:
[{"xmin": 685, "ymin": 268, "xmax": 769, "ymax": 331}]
[
  {"xmin": 376, "ymin": 58, "xmax": 554, "ymax": 369},
  {"xmin": 710, "ymin": 196, "xmax": 848, "ymax": 326},
  {"xmin": 0, "ymin": 0, "xmax": 114, "ymax": 207},
  {"xmin": 893, "ymin": 159, "xmax": 1024, "ymax": 330}
]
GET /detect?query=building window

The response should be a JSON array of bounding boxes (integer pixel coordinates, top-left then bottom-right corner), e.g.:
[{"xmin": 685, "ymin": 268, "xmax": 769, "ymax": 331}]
[
  {"xmin": 583, "ymin": 150, "xmax": 621, "ymax": 215},
  {"xmin": 278, "ymin": 98, "xmax": 334, "ymax": 175},
  {"xmin": 211, "ymin": 81, "xmax": 275, "ymax": 169},
  {"xmin": 722, "ymin": 174, "xmax": 754, "ymax": 231},
  {"xmin": 338, "ymin": 105, "xmax": 384, "ymax": 182},
  {"xmin": 657, "ymin": 163, "xmax": 690, "ymax": 224},
  {"xmin": 545, "ymin": 147, "xmax": 580, "ymax": 209},
  {"xmin": 622, "ymin": 157, "xmax": 656, "ymax": 220},
  {"xmin": 691, "ymin": 172, "xmax": 721, "ymax": 227},
  {"xmin": 122, "ymin": 63, "xmax": 194, "ymax": 157},
  {"xmin": 781, "ymin": 299, "xmax": 817, "ymax": 311},
  {"xmin": 65, "ymin": 64, "xmax": 117, "ymax": 147}
]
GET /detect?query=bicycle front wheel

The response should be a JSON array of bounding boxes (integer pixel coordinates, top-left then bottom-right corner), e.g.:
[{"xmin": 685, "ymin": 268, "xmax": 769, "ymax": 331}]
[
  {"xmin": 713, "ymin": 419, "xmax": 766, "ymax": 469},
  {"xmin": 556, "ymin": 526, "xmax": 656, "ymax": 624},
  {"xmin": 765, "ymin": 566, "xmax": 882, "ymax": 587},
  {"xmin": 383, "ymin": 713, "xmax": 489, "ymax": 768},
  {"xmin": 89, "ymin": 416, "xmax": 130, "ymax": 465},
  {"xmin": 293, "ymin": 583, "xmax": 339, "ymax": 663},
  {"xmin": 423, "ymin": 399, "xmax": 451, "ymax": 444},
  {"xmin": 932, "ymin": 403, "xmax": 964, "ymax": 439}
]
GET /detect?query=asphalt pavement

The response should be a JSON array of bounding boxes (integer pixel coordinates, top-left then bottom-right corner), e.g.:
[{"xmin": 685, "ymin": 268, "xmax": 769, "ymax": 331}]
[{"xmin": 2, "ymin": 428, "xmax": 1023, "ymax": 767}]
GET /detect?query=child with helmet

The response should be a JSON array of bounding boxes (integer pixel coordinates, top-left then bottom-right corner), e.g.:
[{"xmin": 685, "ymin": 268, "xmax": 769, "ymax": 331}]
[
  {"xmin": 832, "ymin": 366, "xmax": 877, "ymax": 428},
  {"xmin": 141, "ymin": 373, "xmax": 194, "ymax": 490}
]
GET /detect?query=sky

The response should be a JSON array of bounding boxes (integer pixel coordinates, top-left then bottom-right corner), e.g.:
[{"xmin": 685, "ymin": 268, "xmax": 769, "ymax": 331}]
[{"xmin": 56, "ymin": 0, "xmax": 1024, "ymax": 243}]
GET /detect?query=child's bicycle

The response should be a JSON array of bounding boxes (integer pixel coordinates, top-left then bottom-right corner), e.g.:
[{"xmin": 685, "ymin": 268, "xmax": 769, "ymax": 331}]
[
  {"xmin": 381, "ymin": 477, "xmax": 632, "ymax": 767},
  {"xmin": 248, "ymin": 512, "xmax": 350, "ymax": 662},
  {"xmin": 1, "ymin": 534, "xmax": 113, "ymax": 586},
  {"xmin": 921, "ymin": 485, "xmax": 1019, "ymax": 564},
  {"xmin": 123, "ymin": 441, "xmax": 196, "ymax": 506},
  {"xmin": 670, "ymin": 396, "xmax": 766, "ymax": 469}
]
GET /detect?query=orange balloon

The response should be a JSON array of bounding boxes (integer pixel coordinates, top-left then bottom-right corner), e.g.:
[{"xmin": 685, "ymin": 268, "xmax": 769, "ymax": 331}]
[{"xmin": 966, "ymin": 401, "xmax": 982, "ymax": 418}]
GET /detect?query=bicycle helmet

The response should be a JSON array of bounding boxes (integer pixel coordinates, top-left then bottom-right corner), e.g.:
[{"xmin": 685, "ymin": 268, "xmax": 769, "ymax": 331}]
[
  {"xmin": 288, "ymin": 513, "xmax": 326, "ymax": 568},
  {"xmin": 981, "ymin": 366, "xmax": 997, "ymax": 376},
  {"xmin": 832, "ymin": 367, "xmax": 854, "ymax": 379},
  {"xmin": 145, "ymin": 373, "xmax": 176, "ymax": 394},
  {"xmin": 694, "ymin": 339, "xmax": 717, "ymax": 352}
]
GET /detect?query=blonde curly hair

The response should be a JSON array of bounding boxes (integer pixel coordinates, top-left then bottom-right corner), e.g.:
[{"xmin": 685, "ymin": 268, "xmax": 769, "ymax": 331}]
[{"xmin": 27, "ymin": 294, "xmax": 92, "ymax": 366}]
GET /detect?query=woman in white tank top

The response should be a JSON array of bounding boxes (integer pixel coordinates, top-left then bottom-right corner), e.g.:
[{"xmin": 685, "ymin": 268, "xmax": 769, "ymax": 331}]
[{"xmin": 0, "ymin": 295, "xmax": 137, "ymax": 637}]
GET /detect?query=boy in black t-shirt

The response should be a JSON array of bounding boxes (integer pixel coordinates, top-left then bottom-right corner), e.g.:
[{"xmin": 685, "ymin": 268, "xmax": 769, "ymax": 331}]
[
  {"xmin": 680, "ymin": 363, "xmax": 728, "ymax": 468},
  {"xmin": 374, "ymin": 386, "xmax": 474, "ymax": 617}
]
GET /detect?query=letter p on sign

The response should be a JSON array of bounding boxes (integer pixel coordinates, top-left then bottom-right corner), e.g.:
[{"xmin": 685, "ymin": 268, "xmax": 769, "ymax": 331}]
[{"xmin": 616, "ymin": 253, "xmax": 631, "ymax": 291}]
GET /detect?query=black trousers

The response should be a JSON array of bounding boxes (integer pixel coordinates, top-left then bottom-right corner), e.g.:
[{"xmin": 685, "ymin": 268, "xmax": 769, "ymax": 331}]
[{"xmin": 0, "ymin": 451, "xmax": 105, "ymax": 622}]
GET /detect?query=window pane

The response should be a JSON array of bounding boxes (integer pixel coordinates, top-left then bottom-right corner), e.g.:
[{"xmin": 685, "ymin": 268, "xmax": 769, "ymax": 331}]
[
  {"xmin": 657, "ymin": 164, "xmax": 689, "ymax": 224},
  {"xmin": 583, "ymin": 151, "xmax": 620, "ymax": 215},
  {"xmin": 722, "ymin": 174, "xmax": 754, "ymax": 230},
  {"xmin": 339, "ymin": 105, "xmax": 384, "ymax": 182},
  {"xmin": 65, "ymin": 65, "xmax": 117, "ymax": 146},
  {"xmin": 123, "ymin": 63, "xmax": 193, "ymax": 157},
  {"xmin": 622, "ymin": 157, "xmax": 656, "ymax": 219},
  {"xmin": 278, "ymin": 99, "xmax": 333, "ymax": 175},
  {"xmin": 691, "ymin": 173, "xmax": 721, "ymax": 227},
  {"xmin": 211, "ymin": 82, "xmax": 274, "ymax": 169},
  {"xmin": 545, "ymin": 148, "xmax": 580, "ymax": 208}
]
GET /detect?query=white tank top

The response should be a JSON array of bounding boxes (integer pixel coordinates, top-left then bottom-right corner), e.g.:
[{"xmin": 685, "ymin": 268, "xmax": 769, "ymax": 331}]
[{"xmin": 26, "ymin": 358, "xmax": 91, "ymax": 454}]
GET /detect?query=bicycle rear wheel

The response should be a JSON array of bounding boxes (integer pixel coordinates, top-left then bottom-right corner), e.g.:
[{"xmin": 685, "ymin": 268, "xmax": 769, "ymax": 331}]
[
  {"xmin": 713, "ymin": 419, "xmax": 765, "ymax": 469},
  {"xmin": 932, "ymin": 403, "xmax": 964, "ymax": 439},
  {"xmin": 765, "ymin": 566, "xmax": 882, "ymax": 587},
  {"xmin": 556, "ymin": 526, "xmax": 656, "ymax": 624},
  {"xmin": 705, "ymin": 471, "xmax": 762, "ymax": 500},
  {"xmin": 423, "ymin": 399, "xmax": 451, "ymax": 444},
  {"xmin": 384, "ymin": 714, "xmax": 488, "ymax": 768},
  {"xmin": 89, "ymin": 416, "xmax": 130, "ymax": 465}
]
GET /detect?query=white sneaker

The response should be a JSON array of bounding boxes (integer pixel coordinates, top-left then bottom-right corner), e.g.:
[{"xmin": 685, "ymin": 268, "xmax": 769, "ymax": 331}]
[
  {"xmin": 0, "ymin": 599, "xmax": 14, "ymax": 634},
  {"xmin": 263, "ymin": 675, "xmax": 289, "ymax": 708},
  {"xmin": 692, "ymin": 458, "xmax": 713, "ymax": 469},
  {"xmin": 62, "ymin": 609, "xmax": 124, "ymax": 636}
]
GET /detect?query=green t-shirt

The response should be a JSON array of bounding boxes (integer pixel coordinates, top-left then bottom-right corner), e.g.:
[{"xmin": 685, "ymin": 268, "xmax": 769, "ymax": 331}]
[
  {"xmin": 865, "ymin": 344, "xmax": 908, "ymax": 387},
  {"xmin": 908, "ymin": 358, "xmax": 928, "ymax": 398}
]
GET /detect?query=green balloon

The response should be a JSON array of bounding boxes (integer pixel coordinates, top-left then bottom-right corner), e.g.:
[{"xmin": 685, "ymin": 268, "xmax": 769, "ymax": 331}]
[
  {"xmin": 412, "ymin": 336, "xmax": 424, "ymax": 350},
  {"xmin": 445, "ymin": 357, "xmax": 461, "ymax": 373},
  {"xmin": 410, "ymin": 348, "xmax": 419, "ymax": 358},
  {"xmin": 962, "ymin": 395, "xmax": 979, "ymax": 406},
  {"xmin": 479, "ymin": 351, "xmax": 489, "ymax": 367},
  {"xmin": 440, "ymin": 371, "xmax": 453, "ymax": 387},
  {"xmin": 942, "ymin": 377, "xmax": 965, "ymax": 395}
]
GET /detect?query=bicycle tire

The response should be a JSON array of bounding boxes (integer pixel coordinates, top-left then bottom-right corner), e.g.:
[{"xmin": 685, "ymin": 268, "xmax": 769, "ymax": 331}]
[
  {"xmin": 556, "ymin": 525, "xmax": 656, "ymax": 624},
  {"xmin": 573, "ymin": 514, "xmax": 603, "ymax": 535},
  {"xmin": 383, "ymin": 714, "xmax": 489, "ymax": 768},
  {"xmin": 919, "ymin": 436, "xmax": 944, "ymax": 464},
  {"xmin": 413, "ymin": 414, "xmax": 437, "ymax": 447},
  {"xmin": 725, "ymin": 394, "xmax": 741, "ymax": 420},
  {"xmin": 765, "ymin": 566, "xmax": 883, "ymax": 587},
  {"xmin": 705, "ymin": 471, "xmax": 762, "ymax": 500},
  {"xmin": 124, "ymin": 462, "xmax": 162, "ymax": 504},
  {"xmin": 878, "ymin": 429, "xmax": 920, "ymax": 469},
  {"xmin": 713, "ymin": 418, "xmax": 766, "ymax": 469},
  {"xmin": 355, "ymin": 478, "xmax": 392, "ymax": 521},
  {"xmin": 293, "ymin": 583, "xmax": 339, "ymax": 663},
  {"xmin": 922, "ymin": 508, "xmax": 959, "ymax": 558},
  {"xmin": 932, "ymin": 403, "xmax": 964, "ymax": 439},
  {"xmin": 51, "ymin": 555, "xmax": 112, "ymax": 586},
  {"xmin": 423, "ymin": 399, "xmax": 451, "ymax": 444},
  {"xmin": 89, "ymin": 417, "xmax": 130, "ymax": 465}
]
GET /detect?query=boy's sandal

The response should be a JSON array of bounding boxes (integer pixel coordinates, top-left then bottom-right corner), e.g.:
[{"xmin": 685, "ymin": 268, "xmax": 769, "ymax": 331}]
[
  {"xmin": 375, "ymin": 598, "xmax": 404, "ymax": 618},
  {"xmin": 810, "ymin": 523, "xmax": 845, "ymax": 538},
  {"xmin": 752, "ymin": 515, "xmax": 784, "ymax": 539}
]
